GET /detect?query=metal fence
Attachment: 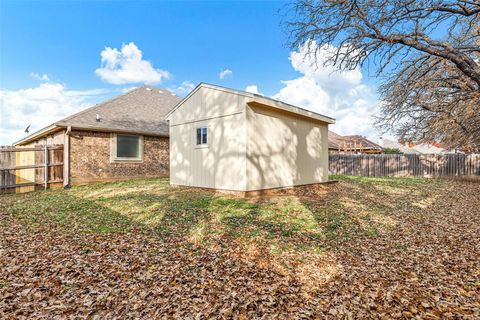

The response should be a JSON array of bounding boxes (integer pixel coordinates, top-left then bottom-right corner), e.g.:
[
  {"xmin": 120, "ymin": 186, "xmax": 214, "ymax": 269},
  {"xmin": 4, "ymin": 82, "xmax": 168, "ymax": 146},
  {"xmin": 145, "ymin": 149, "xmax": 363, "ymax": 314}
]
[{"xmin": 329, "ymin": 154, "xmax": 480, "ymax": 177}]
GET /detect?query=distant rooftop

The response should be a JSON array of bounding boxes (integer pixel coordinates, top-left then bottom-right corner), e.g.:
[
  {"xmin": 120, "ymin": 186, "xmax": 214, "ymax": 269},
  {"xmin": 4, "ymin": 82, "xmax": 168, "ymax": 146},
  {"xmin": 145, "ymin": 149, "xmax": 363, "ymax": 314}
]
[
  {"xmin": 329, "ymin": 131, "xmax": 383, "ymax": 151},
  {"xmin": 379, "ymin": 139, "xmax": 421, "ymax": 154}
]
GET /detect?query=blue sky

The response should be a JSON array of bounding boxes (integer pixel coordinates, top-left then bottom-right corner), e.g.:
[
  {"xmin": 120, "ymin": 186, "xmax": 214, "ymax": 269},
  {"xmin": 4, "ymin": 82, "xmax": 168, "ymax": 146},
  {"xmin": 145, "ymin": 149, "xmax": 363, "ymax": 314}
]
[
  {"xmin": 1, "ymin": 1, "xmax": 297, "ymax": 93},
  {"xmin": 0, "ymin": 1, "xmax": 382, "ymax": 145}
]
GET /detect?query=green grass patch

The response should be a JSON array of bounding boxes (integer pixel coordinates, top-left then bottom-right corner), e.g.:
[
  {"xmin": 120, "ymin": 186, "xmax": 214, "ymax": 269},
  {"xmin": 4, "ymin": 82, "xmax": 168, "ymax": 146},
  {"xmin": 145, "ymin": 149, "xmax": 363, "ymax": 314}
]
[{"xmin": 1, "ymin": 175, "xmax": 446, "ymax": 259}]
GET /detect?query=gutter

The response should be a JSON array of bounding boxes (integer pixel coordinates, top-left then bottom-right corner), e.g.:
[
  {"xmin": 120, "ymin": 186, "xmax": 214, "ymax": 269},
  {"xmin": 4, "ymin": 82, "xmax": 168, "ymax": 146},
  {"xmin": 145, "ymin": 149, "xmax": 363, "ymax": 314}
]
[
  {"xmin": 14, "ymin": 123, "xmax": 169, "ymax": 146},
  {"xmin": 55, "ymin": 122, "xmax": 170, "ymax": 137}
]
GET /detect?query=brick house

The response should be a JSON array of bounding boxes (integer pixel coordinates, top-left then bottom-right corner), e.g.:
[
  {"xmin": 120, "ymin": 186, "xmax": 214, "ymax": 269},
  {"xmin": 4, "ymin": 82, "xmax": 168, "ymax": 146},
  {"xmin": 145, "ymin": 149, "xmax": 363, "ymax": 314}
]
[{"xmin": 14, "ymin": 86, "xmax": 181, "ymax": 186}]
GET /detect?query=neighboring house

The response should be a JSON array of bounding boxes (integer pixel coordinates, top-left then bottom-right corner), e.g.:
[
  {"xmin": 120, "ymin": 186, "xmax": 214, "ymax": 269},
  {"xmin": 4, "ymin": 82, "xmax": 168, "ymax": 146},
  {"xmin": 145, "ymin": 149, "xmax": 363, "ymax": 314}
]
[
  {"xmin": 379, "ymin": 138, "xmax": 421, "ymax": 154},
  {"xmin": 327, "ymin": 131, "xmax": 342, "ymax": 152},
  {"xmin": 379, "ymin": 138, "xmax": 456, "ymax": 154},
  {"xmin": 329, "ymin": 131, "xmax": 383, "ymax": 154},
  {"xmin": 410, "ymin": 142, "xmax": 455, "ymax": 154},
  {"xmin": 165, "ymin": 83, "xmax": 335, "ymax": 193},
  {"xmin": 14, "ymin": 86, "xmax": 181, "ymax": 186}
]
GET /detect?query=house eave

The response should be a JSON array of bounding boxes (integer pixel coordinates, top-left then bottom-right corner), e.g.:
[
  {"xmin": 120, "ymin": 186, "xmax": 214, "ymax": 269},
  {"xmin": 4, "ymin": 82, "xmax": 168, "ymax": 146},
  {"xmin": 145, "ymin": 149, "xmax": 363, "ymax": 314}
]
[
  {"xmin": 13, "ymin": 124, "xmax": 63, "ymax": 146},
  {"xmin": 247, "ymin": 100, "xmax": 336, "ymax": 125},
  {"xmin": 13, "ymin": 123, "xmax": 169, "ymax": 146},
  {"xmin": 55, "ymin": 123, "xmax": 170, "ymax": 137}
]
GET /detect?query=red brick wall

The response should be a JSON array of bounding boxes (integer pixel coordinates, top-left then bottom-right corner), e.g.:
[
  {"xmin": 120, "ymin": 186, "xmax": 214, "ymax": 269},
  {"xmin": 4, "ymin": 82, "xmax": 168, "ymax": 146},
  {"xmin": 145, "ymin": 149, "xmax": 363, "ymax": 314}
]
[{"xmin": 69, "ymin": 130, "xmax": 169, "ymax": 184}]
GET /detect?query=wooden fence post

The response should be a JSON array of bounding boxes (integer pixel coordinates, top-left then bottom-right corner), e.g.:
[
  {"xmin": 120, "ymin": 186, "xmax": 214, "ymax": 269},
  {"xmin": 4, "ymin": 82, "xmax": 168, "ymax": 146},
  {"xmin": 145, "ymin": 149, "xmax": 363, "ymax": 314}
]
[{"xmin": 44, "ymin": 144, "xmax": 48, "ymax": 190}]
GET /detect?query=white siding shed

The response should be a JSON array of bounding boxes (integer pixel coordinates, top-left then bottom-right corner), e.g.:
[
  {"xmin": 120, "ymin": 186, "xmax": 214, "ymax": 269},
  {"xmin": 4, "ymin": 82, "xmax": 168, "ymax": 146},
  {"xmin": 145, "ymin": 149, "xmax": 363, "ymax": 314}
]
[{"xmin": 165, "ymin": 83, "xmax": 335, "ymax": 192}]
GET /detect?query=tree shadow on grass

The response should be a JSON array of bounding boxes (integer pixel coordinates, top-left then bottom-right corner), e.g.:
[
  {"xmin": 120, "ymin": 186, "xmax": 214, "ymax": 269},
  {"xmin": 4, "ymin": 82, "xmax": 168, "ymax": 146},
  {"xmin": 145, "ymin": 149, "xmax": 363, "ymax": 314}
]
[
  {"xmin": 2, "ymin": 189, "xmax": 331, "ymax": 318},
  {"xmin": 3, "ymin": 176, "xmax": 446, "ymax": 291},
  {"xmin": 4, "ymin": 175, "xmax": 443, "ymax": 256},
  {"xmin": 295, "ymin": 175, "xmax": 446, "ymax": 243},
  {"xmin": 1, "ymin": 176, "xmax": 458, "ymax": 318},
  {"xmin": 93, "ymin": 189, "xmax": 326, "ymax": 254},
  {"xmin": 12, "ymin": 178, "xmax": 400, "ymax": 252}
]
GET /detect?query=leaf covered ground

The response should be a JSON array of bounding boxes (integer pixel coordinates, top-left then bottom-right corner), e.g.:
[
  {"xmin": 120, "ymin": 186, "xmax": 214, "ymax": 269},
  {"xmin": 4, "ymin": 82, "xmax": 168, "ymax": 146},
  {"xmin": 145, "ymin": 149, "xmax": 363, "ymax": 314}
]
[{"xmin": 1, "ymin": 176, "xmax": 479, "ymax": 319}]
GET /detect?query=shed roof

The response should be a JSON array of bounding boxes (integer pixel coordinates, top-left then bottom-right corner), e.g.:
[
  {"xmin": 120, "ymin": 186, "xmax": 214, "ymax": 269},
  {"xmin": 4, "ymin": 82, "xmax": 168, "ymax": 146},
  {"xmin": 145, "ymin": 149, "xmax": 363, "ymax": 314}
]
[
  {"xmin": 165, "ymin": 83, "xmax": 336, "ymax": 124},
  {"xmin": 14, "ymin": 86, "xmax": 181, "ymax": 145}
]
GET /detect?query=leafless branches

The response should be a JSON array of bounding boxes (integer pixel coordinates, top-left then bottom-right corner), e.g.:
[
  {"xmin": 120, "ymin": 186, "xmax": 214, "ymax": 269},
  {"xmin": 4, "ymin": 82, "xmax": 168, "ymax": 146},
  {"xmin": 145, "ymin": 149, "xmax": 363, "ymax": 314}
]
[
  {"xmin": 286, "ymin": 0, "xmax": 480, "ymax": 150},
  {"xmin": 378, "ymin": 51, "xmax": 480, "ymax": 151}
]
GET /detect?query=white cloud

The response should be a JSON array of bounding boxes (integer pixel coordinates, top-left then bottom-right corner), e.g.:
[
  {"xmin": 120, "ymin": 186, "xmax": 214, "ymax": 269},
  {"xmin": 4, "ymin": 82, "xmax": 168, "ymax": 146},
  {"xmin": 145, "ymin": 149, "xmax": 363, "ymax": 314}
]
[
  {"xmin": 29, "ymin": 72, "xmax": 50, "ymax": 81},
  {"xmin": 245, "ymin": 85, "xmax": 261, "ymax": 95},
  {"xmin": 273, "ymin": 42, "xmax": 381, "ymax": 140},
  {"xmin": 95, "ymin": 42, "xmax": 170, "ymax": 85},
  {"xmin": 172, "ymin": 81, "xmax": 196, "ymax": 97},
  {"xmin": 0, "ymin": 82, "xmax": 108, "ymax": 145},
  {"xmin": 219, "ymin": 69, "xmax": 233, "ymax": 80}
]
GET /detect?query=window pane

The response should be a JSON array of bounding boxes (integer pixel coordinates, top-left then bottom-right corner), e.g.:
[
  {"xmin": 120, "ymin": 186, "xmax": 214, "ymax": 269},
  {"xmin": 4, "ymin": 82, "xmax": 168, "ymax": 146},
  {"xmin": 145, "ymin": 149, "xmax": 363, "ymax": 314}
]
[
  {"xmin": 196, "ymin": 128, "xmax": 202, "ymax": 145},
  {"xmin": 117, "ymin": 135, "xmax": 140, "ymax": 158},
  {"xmin": 202, "ymin": 127, "xmax": 208, "ymax": 144}
]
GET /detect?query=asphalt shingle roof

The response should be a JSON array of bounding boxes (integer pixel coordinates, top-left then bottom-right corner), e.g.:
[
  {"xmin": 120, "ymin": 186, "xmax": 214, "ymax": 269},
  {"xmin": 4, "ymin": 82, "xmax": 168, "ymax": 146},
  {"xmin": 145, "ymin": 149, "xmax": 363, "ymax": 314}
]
[
  {"xmin": 328, "ymin": 131, "xmax": 383, "ymax": 151},
  {"xmin": 380, "ymin": 139, "xmax": 421, "ymax": 154},
  {"xmin": 56, "ymin": 86, "xmax": 182, "ymax": 136}
]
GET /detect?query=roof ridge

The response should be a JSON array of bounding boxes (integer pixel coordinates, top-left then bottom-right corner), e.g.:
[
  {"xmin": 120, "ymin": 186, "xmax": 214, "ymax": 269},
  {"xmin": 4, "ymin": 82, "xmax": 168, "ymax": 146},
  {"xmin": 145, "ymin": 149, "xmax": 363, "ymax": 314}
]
[
  {"xmin": 58, "ymin": 86, "xmax": 154, "ymax": 124},
  {"xmin": 203, "ymin": 82, "xmax": 336, "ymax": 122},
  {"xmin": 166, "ymin": 82, "xmax": 335, "ymax": 123},
  {"xmin": 209, "ymin": 83, "xmax": 335, "ymax": 121},
  {"xmin": 15, "ymin": 85, "xmax": 179, "ymax": 145}
]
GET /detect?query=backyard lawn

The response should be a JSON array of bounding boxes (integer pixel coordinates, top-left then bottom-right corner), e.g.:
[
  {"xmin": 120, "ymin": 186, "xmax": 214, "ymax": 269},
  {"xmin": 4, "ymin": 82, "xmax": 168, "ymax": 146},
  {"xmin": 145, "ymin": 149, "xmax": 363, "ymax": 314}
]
[{"xmin": 1, "ymin": 176, "xmax": 479, "ymax": 318}]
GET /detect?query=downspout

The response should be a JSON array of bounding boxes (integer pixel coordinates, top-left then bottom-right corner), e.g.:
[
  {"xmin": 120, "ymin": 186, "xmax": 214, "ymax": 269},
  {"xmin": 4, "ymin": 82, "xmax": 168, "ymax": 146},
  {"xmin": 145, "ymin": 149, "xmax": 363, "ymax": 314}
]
[{"xmin": 63, "ymin": 126, "xmax": 71, "ymax": 188}]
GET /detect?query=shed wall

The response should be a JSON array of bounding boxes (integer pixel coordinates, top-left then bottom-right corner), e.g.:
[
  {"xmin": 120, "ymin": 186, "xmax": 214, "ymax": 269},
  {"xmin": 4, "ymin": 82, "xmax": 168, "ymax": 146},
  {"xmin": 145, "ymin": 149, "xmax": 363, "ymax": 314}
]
[
  {"xmin": 246, "ymin": 104, "xmax": 329, "ymax": 191},
  {"xmin": 169, "ymin": 87, "xmax": 247, "ymax": 190},
  {"xmin": 168, "ymin": 86, "xmax": 248, "ymax": 126}
]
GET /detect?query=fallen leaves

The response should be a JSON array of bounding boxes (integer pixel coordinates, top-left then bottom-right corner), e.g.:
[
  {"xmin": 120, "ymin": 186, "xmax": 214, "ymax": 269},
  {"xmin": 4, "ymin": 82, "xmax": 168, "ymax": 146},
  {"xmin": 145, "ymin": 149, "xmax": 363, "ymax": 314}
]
[{"xmin": 1, "ymin": 177, "xmax": 479, "ymax": 318}]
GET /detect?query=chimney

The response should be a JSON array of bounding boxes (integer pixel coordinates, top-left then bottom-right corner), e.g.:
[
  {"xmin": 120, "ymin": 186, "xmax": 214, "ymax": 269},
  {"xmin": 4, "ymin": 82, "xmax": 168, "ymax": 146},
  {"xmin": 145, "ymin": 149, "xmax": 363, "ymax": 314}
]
[{"xmin": 96, "ymin": 114, "xmax": 101, "ymax": 122}]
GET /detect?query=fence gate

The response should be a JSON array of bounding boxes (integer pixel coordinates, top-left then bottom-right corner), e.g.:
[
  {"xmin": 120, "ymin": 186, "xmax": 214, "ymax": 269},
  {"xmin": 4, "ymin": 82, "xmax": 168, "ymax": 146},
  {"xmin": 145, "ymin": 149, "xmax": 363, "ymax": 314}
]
[{"xmin": 0, "ymin": 145, "xmax": 64, "ymax": 193}]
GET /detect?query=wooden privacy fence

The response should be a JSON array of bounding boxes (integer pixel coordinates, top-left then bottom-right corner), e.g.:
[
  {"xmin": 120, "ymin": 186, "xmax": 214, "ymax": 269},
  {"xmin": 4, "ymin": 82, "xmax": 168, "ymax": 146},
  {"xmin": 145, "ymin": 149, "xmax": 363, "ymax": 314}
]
[
  {"xmin": 329, "ymin": 154, "xmax": 480, "ymax": 177},
  {"xmin": 0, "ymin": 145, "xmax": 63, "ymax": 193}
]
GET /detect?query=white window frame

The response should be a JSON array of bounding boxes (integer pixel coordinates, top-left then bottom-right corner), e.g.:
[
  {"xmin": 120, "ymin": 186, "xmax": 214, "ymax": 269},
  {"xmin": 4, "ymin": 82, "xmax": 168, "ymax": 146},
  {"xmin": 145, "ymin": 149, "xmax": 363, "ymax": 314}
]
[
  {"xmin": 111, "ymin": 133, "xmax": 143, "ymax": 162},
  {"xmin": 195, "ymin": 126, "xmax": 208, "ymax": 148}
]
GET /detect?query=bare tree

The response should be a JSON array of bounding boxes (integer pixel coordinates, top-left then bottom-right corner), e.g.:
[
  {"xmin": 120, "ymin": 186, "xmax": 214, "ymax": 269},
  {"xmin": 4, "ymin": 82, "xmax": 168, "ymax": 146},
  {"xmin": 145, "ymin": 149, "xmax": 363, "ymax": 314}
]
[{"xmin": 286, "ymin": 0, "xmax": 480, "ymax": 151}]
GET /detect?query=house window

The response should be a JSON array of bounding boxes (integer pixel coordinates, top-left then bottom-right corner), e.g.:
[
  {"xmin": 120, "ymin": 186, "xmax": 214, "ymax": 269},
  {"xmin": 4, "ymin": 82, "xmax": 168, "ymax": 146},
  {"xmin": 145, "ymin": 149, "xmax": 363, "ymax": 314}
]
[
  {"xmin": 196, "ymin": 127, "xmax": 208, "ymax": 145},
  {"xmin": 113, "ymin": 134, "xmax": 142, "ymax": 161}
]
